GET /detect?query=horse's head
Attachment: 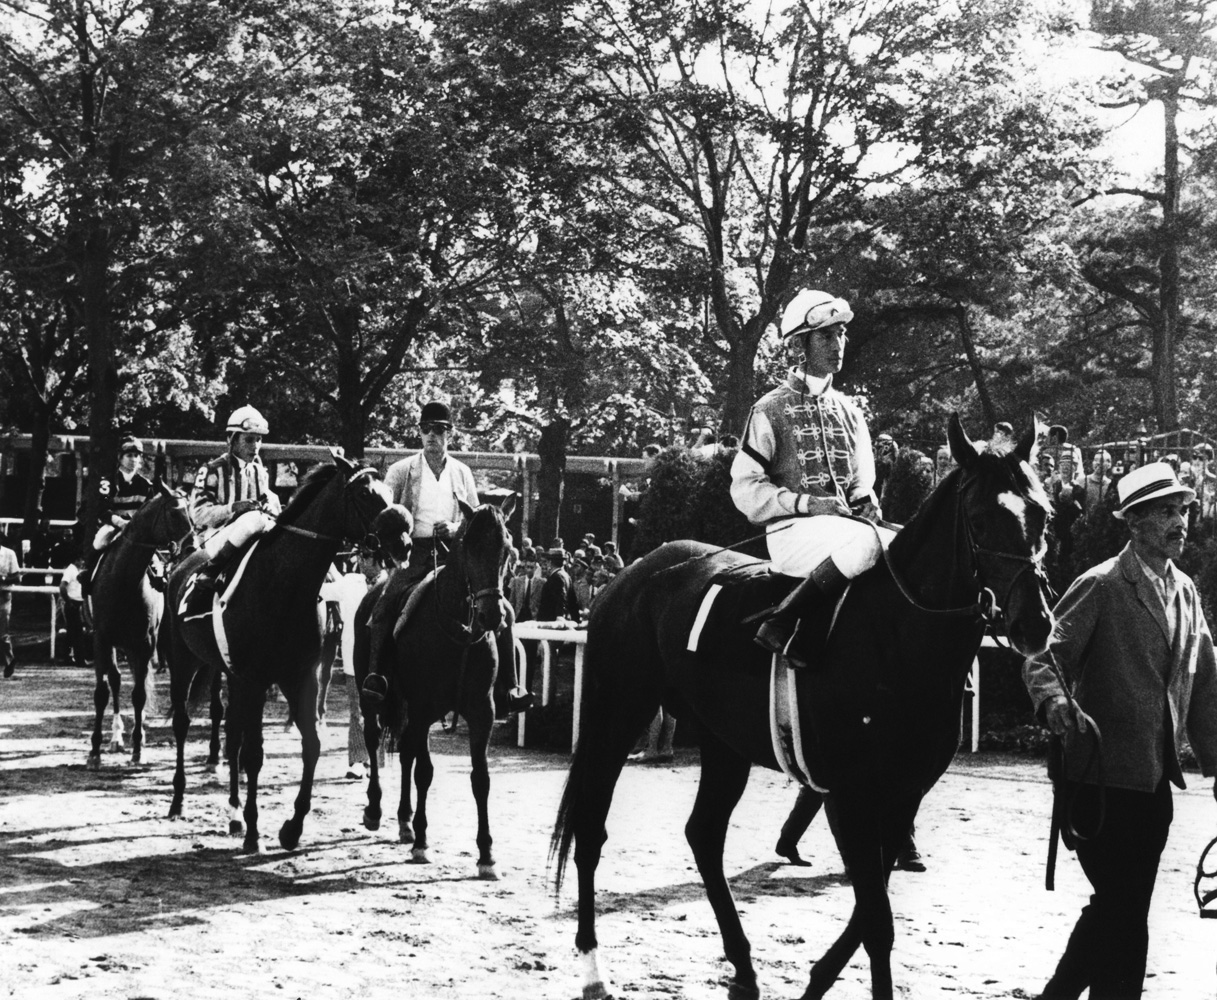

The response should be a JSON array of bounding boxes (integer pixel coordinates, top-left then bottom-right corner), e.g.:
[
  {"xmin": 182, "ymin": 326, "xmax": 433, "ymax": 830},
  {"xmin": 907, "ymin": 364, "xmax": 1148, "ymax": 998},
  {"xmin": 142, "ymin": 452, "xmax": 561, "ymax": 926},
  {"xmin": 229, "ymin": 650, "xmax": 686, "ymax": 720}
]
[
  {"xmin": 948, "ymin": 414, "xmax": 1054, "ymax": 656},
  {"xmin": 452, "ymin": 495, "xmax": 516, "ymax": 635},
  {"xmin": 331, "ymin": 453, "xmax": 391, "ymax": 543},
  {"xmin": 130, "ymin": 479, "xmax": 193, "ymax": 552}
]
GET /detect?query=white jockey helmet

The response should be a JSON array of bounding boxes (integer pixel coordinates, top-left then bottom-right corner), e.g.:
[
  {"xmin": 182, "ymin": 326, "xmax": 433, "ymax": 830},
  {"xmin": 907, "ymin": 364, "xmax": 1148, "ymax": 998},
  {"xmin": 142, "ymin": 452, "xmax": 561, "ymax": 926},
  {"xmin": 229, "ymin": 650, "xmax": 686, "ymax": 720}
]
[
  {"xmin": 780, "ymin": 290, "xmax": 854, "ymax": 339},
  {"xmin": 226, "ymin": 405, "xmax": 270, "ymax": 436}
]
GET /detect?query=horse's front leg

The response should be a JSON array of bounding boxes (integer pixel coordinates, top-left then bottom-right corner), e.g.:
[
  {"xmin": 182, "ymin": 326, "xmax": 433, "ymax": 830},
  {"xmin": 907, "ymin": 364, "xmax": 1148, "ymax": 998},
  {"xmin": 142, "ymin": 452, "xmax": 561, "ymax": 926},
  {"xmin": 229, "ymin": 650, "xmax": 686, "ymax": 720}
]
[
  {"xmin": 106, "ymin": 654, "xmax": 125, "ymax": 755},
  {"xmin": 468, "ymin": 700, "xmax": 496, "ymax": 879},
  {"xmin": 87, "ymin": 646, "xmax": 118, "ymax": 768},
  {"xmin": 398, "ymin": 729, "xmax": 424, "ymax": 859},
  {"xmin": 167, "ymin": 670, "xmax": 192, "ymax": 819},
  {"xmin": 225, "ymin": 687, "xmax": 246, "ymax": 840},
  {"xmin": 236, "ymin": 686, "xmax": 268, "ymax": 854},
  {"xmin": 129, "ymin": 651, "xmax": 150, "ymax": 765},
  {"xmin": 805, "ymin": 796, "xmax": 898, "ymax": 1000},
  {"xmin": 362, "ymin": 703, "xmax": 384, "ymax": 830},
  {"xmin": 279, "ymin": 672, "xmax": 321, "ymax": 851}
]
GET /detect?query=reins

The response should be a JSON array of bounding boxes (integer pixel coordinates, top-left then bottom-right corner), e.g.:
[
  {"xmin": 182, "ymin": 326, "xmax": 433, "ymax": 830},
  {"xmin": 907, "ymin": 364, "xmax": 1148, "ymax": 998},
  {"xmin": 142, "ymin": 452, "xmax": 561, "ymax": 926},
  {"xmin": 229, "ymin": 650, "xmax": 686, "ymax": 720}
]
[{"xmin": 428, "ymin": 508, "xmax": 508, "ymax": 648}]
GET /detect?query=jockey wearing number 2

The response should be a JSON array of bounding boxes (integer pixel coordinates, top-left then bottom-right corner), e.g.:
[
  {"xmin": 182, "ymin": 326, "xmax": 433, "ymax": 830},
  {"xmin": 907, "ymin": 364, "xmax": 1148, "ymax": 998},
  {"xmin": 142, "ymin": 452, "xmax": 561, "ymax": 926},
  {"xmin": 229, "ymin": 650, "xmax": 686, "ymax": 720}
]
[
  {"xmin": 189, "ymin": 405, "xmax": 282, "ymax": 594},
  {"xmin": 731, "ymin": 289, "xmax": 895, "ymax": 669}
]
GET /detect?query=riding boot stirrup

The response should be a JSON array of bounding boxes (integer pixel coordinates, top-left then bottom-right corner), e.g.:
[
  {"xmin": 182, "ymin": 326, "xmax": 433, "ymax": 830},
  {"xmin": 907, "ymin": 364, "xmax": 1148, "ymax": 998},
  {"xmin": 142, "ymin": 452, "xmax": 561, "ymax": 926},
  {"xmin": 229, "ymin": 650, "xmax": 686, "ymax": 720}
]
[{"xmin": 753, "ymin": 560, "xmax": 848, "ymax": 670}]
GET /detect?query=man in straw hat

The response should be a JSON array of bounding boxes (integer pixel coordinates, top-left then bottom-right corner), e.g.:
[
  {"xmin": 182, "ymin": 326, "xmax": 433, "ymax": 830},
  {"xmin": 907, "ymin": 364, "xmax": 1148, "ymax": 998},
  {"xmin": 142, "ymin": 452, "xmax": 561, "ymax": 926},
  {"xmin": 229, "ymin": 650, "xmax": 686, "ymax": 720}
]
[
  {"xmin": 730, "ymin": 288, "xmax": 892, "ymax": 668},
  {"xmin": 1023, "ymin": 461, "xmax": 1217, "ymax": 999}
]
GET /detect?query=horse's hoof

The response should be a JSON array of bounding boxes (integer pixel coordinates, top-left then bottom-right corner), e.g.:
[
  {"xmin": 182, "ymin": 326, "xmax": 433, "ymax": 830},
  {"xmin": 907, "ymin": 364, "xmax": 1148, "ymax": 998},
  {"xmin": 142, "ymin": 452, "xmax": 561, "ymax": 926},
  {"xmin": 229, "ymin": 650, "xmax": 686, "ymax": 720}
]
[
  {"xmin": 229, "ymin": 819, "xmax": 244, "ymax": 837},
  {"xmin": 409, "ymin": 847, "xmax": 430, "ymax": 864},
  {"xmin": 362, "ymin": 809, "xmax": 381, "ymax": 832},
  {"xmin": 238, "ymin": 839, "xmax": 260, "ymax": 855},
  {"xmin": 279, "ymin": 822, "xmax": 302, "ymax": 852},
  {"xmin": 108, "ymin": 740, "xmax": 123, "ymax": 755},
  {"xmin": 86, "ymin": 754, "xmax": 101, "ymax": 771},
  {"xmin": 130, "ymin": 751, "xmax": 142, "ymax": 766},
  {"xmin": 398, "ymin": 824, "xmax": 415, "ymax": 845},
  {"xmin": 583, "ymin": 983, "xmax": 612, "ymax": 1000},
  {"xmin": 477, "ymin": 862, "xmax": 498, "ymax": 881},
  {"xmin": 727, "ymin": 980, "xmax": 760, "ymax": 1000},
  {"xmin": 168, "ymin": 805, "xmax": 182, "ymax": 820},
  {"xmin": 204, "ymin": 760, "xmax": 219, "ymax": 775}
]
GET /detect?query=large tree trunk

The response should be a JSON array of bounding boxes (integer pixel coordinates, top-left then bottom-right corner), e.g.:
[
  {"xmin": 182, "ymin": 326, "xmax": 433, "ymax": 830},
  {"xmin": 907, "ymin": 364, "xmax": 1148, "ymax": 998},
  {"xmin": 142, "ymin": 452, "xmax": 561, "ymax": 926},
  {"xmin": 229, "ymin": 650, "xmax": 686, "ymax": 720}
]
[
  {"xmin": 84, "ymin": 230, "xmax": 118, "ymax": 541},
  {"xmin": 955, "ymin": 304, "xmax": 997, "ymax": 428},
  {"xmin": 535, "ymin": 416, "xmax": 569, "ymax": 546},
  {"xmin": 719, "ymin": 322, "xmax": 765, "ymax": 435},
  {"xmin": 1157, "ymin": 85, "xmax": 1181, "ymax": 430},
  {"xmin": 334, "ymin": 324, "xmax": 367, "ymax": 459},
  {"xmin": 21, "ymin": 410, "xmax": 51, "ymax": 535}
]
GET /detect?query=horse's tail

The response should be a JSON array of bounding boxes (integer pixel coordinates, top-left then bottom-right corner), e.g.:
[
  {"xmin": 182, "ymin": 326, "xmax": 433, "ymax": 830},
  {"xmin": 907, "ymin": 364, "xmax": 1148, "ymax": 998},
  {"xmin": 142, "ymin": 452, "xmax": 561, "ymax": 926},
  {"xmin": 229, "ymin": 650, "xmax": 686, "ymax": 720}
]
[
  {"xmin": 186, "ymin": 660, "xmax": 218, "ymax": 714},
  {"xmin": 549, "ymin": 719, "xmax": 589, "ymax": 896}
]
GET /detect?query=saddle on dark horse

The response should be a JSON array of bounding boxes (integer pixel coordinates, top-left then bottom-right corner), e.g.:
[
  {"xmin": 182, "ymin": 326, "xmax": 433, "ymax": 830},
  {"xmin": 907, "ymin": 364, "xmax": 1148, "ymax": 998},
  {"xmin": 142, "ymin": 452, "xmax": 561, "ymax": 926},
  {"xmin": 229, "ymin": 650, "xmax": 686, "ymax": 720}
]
[
  {"xmin": 685, "ymin": 565, "xmax": 846, "ymax": 791},
  {"xmin": 360, "ymin": 566, "xmax": 434, "ymax": 702},
  {"xmin": 687, "ymin": 565, "xmax": 838, "ymax": 677}
]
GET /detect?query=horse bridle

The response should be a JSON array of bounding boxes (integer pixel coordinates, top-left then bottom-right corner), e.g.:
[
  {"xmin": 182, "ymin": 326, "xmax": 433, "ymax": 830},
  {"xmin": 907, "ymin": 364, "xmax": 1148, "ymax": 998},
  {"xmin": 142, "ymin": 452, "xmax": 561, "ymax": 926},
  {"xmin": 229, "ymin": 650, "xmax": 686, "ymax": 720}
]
[
  {"xmin": 439, "ymin": 507, "xmax": 507, "ymax": 645},
  {"xmin": 872, "ymin": 471, "xmax": 1047, "ymax": 631},
  {"xmin": 125, "ymin": 490, "xmax": 193, "ymax": 561}
]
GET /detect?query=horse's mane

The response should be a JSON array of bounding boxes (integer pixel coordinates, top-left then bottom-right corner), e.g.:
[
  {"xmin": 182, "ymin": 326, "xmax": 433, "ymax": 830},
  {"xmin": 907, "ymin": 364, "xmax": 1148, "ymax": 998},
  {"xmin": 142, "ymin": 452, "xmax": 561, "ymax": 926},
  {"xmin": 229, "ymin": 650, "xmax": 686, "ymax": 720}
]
[
  {"xmin": 456, "ymin": 503, "xmax": 509, "ymax": 553},
  {"xmin": 263, "ymin": 460, "xmax": 370, "ymax": 537}
]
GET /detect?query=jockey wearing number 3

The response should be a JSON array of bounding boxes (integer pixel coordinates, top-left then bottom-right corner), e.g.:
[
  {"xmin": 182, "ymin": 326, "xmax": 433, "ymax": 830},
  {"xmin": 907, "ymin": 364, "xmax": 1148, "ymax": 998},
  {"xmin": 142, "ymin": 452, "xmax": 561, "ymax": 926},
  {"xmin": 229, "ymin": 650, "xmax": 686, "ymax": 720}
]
[
  {"xmin": 82, "ymin": 435, "xmax": 155, "ymax": 595},
  {"xmin": 189, "ymin": 405, "xmax": 282, "ymax": 594},
  {"xmin": 730, "ymin": 289, "xmax": 895, "ymax": 669}
]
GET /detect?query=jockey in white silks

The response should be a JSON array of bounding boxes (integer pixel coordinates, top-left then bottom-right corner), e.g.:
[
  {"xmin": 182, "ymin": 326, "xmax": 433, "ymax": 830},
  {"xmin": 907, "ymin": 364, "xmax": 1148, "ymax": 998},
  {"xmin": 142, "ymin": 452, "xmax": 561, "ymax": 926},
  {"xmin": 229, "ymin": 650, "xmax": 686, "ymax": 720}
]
[
  {"xmin": 730, "ymin": 289, "xmax": 896, "ymax": 668},
  {"xmin": 188, "ymin": 405, "xmax": 282, "ymax": 593}
]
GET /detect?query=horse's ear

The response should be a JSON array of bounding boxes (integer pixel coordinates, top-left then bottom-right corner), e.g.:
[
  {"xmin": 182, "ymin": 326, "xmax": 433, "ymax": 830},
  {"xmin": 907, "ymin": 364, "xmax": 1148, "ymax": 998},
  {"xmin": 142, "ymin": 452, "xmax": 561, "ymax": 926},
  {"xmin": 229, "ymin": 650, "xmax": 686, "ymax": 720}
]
[
  {"xmin": 458, "ymin": 498, "xmax": 476, "ymax": 522},
  {"xmin": 947, "ymin": 413, "xmax": 980, "ymax": 470},
  {"xmin": 330, "ymin": 447, "xmax": 355, "ymax": 474},
  {"xmin": 1014, "ymin": 423, "xmax": 1037, "ymax": 464},
  {"xmin": 156, "ymin": 476, "xmax": 172, "ymax": 496},
  {"xmin": 499, "ymin": 494, "xmax": 517, "ymax": 522}
]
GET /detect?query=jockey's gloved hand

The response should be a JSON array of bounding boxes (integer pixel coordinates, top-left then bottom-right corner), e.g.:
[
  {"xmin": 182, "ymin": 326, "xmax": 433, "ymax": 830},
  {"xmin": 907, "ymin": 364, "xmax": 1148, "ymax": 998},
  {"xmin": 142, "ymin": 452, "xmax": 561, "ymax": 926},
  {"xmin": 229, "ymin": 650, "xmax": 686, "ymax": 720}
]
[
  {"xmin": 232, "ymin": 499, "xmax": 260, "ymax": 516},
  {"xmin": 804, "ymin": 496, "xmax": 851, "ymax": 518}
]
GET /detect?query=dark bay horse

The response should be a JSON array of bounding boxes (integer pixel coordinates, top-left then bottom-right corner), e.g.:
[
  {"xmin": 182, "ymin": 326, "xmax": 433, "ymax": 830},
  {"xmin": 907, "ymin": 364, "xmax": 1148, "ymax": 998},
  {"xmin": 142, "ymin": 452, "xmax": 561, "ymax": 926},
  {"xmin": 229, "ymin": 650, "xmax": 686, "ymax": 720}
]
[
  {"xmin": 356, "ymin": 498, "xmax": 515, "ymax": 878},
  {"xmin": 551, "ymin": 416, "xmax": 1055, "ymax": 1000},
  {"xmin": 87, "ymin": 482, "xmax": 193, "ymax": 768},
  {"xmin": 160, "ymin": 455, "xmax": 388, "ymax": 853}
]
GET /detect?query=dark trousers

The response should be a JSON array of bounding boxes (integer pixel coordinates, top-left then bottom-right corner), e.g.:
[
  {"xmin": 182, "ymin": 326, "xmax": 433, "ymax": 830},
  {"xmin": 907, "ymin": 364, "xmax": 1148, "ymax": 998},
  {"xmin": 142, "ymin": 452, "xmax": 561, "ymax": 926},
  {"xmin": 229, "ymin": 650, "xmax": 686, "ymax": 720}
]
[
  {"xmin": 777, "ymin": 786, "xmax": 918, "ymax": 858},
  {"xmin": 63, "ymin": 599, "xmax": 93, "ymax": 666},
  {"xmin": 779, "ymin": 786, "xmax": 825, "ymax": 847},
  {"xmin": 1042, "ymin": 778, "xmax": 1173, "ymax": 1000}
]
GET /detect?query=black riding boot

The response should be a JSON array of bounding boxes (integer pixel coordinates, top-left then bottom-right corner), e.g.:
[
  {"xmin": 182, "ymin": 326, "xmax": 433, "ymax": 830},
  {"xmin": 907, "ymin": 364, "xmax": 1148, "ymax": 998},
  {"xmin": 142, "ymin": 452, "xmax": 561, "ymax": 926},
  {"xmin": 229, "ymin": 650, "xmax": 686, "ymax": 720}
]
[
  {"xmin": 361, "ymin": 613, "xmax": 393, "ymax": 703},
  {"xmin": 194, "ymin": 541, "xmax": 239, "ymax": 595},
  {"xmin": 754, "ymin": 558, "xmax": 848, "ymax": 669}
]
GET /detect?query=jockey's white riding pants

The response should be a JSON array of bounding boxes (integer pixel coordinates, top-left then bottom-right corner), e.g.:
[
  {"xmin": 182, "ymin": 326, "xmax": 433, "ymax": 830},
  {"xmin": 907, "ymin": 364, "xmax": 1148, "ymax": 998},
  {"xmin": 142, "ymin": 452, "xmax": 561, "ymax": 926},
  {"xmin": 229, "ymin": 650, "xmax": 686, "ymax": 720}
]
[
  {"xmin": 92, "ymin": 525, "xmax": 118, "ymax": 551},
  {"xmin": 202, "ymin": 510, "xmax": 275, "ymax": 558},
  {"xmin": 765, "ymin": 515, "xmax": 896, "ymax": 579}
]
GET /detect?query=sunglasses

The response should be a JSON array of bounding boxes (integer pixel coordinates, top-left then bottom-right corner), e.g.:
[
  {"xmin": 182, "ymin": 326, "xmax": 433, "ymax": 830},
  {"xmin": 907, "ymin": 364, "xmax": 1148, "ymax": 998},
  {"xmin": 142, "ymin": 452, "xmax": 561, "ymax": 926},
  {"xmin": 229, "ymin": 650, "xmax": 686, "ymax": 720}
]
[{"xmin": 420, "ymin": 423, "xmax": 450, "ymax": 435}]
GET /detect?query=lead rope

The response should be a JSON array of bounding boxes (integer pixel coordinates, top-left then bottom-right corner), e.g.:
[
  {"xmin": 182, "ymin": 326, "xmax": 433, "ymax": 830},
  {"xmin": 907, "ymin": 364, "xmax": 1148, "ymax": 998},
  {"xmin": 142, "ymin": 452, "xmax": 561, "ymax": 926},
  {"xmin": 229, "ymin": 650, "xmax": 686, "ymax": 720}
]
[{"xmin": 1042, "ymin": 647, "xmax": 1105, "ymax": 890}]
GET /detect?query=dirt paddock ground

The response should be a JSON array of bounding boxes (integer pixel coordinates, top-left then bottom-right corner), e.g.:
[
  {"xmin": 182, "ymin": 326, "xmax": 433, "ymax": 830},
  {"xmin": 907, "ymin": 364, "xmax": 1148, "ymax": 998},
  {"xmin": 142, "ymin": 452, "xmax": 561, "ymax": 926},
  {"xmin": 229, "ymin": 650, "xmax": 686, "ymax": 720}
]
[{"xmin": 2, "ymin": 659, "xmax": 1217, "ymax": 1000}]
